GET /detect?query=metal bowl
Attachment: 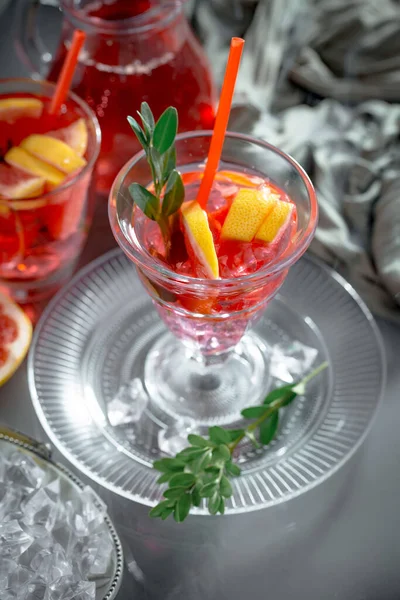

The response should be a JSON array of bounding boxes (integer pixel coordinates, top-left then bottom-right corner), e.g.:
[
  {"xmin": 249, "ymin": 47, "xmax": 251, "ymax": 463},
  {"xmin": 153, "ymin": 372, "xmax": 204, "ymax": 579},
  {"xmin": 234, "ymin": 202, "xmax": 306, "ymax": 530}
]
[{"xmin": 0, "ymin": 426, "xmax": 123, "ymax": 600}]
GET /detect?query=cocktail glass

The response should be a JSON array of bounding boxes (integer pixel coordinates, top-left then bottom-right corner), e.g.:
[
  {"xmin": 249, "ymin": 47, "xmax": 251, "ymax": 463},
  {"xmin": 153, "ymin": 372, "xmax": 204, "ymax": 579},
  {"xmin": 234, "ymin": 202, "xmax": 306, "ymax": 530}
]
[
  {"xmin": 0, "ymin": 78, "xmax": 101, "ymax": 303},
  {"xmin": 109, "ymin": 131, "xmax": 318, "ymax": 431}
]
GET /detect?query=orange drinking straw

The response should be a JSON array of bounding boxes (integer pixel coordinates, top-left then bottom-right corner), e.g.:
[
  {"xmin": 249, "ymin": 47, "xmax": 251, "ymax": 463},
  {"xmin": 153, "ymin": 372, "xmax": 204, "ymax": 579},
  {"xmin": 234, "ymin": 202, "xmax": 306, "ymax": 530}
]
[
  {"xmin": 49, "ymin": 30, "xmax": 86, "ymax": 115},
  {"xmin": 196, "ymin": 37, "xmax": 245, "ymax": 209}
]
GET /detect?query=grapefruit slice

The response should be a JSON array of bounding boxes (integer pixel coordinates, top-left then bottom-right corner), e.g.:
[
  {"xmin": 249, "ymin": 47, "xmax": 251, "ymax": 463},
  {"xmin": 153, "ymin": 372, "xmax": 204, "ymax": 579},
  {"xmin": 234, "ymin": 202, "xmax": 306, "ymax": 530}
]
[
  {"xmin": 221, "ymin": 188, "xmax": 278, "ymax": 242},
  {"xmin": 47, "ymin": 118, "xmax": 88, "ymax": 157},
  {"xmin": 0, "ymin": 98, "xmax": 43, "ymax": 123},
  {"xmin": 181, "ymin": 201, "xmax": 219, "ymax": 279},
  {"xmin": 5, "ymin": 146, "xmax": 66, "ymax": 188},
  {"xmin": 45, "ymin": 170, "xmax": 90, "ymax": 241},
  {"xmin": 255, "ymin": 200, "xmax": 294, "ymax": 243},
  {"xmin": 0, "ymin": 164, "xmax": 45, "ymax": 199},
  {"xmin": 0, "ymin": 293, "xmax": 32, "ymax": 387},
  {"xmin": 20, "ymin": 135, "xmax": 87, "ymax": 174}
]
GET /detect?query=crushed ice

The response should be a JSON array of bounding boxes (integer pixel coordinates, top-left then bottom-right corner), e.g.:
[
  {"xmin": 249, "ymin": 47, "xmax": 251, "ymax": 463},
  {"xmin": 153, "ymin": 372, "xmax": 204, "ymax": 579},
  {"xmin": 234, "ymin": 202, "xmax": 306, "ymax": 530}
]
[
  {"xmin": 107, "ymin": 377, "xmax": 149, "ymax": 427},
  {"xmin": 0, "ymin": 444, "xmax": 115, "ymax": 599}
]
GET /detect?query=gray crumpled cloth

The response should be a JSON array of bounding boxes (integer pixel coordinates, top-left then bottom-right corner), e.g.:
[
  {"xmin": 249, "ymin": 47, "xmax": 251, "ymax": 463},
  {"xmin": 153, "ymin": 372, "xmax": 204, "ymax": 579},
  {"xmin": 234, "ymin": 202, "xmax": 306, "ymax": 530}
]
[{"xmin": 191, "ymin": 0, "xmax": 400, "ymax": 322}]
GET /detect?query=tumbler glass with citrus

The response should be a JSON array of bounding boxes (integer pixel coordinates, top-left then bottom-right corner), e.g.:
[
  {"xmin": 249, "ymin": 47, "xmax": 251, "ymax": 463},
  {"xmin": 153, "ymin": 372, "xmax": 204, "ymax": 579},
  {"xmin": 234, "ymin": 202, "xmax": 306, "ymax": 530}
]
[{"xmin": 0, "ymin": 79, "xmax": 101, "ymax": 303}]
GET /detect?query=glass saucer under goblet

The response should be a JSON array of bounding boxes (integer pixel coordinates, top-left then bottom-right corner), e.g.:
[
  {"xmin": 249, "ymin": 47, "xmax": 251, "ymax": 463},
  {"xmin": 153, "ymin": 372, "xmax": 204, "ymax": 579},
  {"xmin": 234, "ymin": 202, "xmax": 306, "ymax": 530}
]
[{"xmin": 108, "ymin": 131, "xmax": 318, "ymax": 451}]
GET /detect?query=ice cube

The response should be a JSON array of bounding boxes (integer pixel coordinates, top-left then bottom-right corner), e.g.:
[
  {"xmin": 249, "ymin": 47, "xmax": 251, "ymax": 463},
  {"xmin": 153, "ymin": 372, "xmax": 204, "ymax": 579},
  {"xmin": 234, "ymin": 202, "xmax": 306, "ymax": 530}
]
[
  {"xmin": 31, "ymin": 543, "xmax": 72, "ymax": 583},
  {"xmin": 19, "ymin": 538, "xmax": 52, "ymax": 569},
  {"xmin": 269, "ymin": 340, "xmax": 319, "ymax": 383},
  {"xmin": 30, "ymin": 548, "xmax": 54, "ymax": 578},
  {"xmin": 47, "ymin": 576, "xmax": 95, "ymax": 600},
  {"xmin": 44, "ymin": 478, "xmax": 61, "ymax": 501},
  {"xmin": 71, "ymin": 538, "xmax": 92, "ymax": 576},
  {"xmin": 0, "ymin": 520, "xmax": 34, "ymax": 558},
  {"xmin": 175, "ymin": 259, "xmax": 193, "ymax": 275},
  {"xmin": 23, "ymin": 578, "xmax": 47, "ymax": 600},
  {"xmin": 3, "ymin": 509, "xmax": 24, "ymax": 524},
  {"xmin": 158, "ymin": 418, "xmax": 196, "ymax": 455},
  {"xmin": 6, "ymin": 452, "xmax": 46, "ymax": 489},
  {"xmin": 0, "ymin": 484, "xmax": 24, "ymax": 521},
  {"xmin": 207, "ymin": 185, "xmax": 232, "ymax": 212},
  {"xmin": 0, "ymin": 556, "xmax": 18, "ymax": 590},
  {"xmin": 80, "ymin": 487, "xmax": 107, "ymax": 532},
  {"xmin": 20, "ymin": 519, "xmax": 51, "ymax": 540},
  {"xmin": 52, "ymin": 522, "xmax": 79, "ymax": 554},
  {"xmin": 219, "ymin": 241, "xmax": 260, "ymax": 278},
  {"xmin": 85, "ymin": 530, "xmax": 113, "ymax": 578},
  {"xmin": 22, "ymin": 488, "xmax": 59, "ymax": 531},
  {"xmin": 107, "ymin": 378, "xmax": 149, "ymax": 426},
  {"xmin": 7, "ymin": 565, "xmax": 34, "ymax": 593}
]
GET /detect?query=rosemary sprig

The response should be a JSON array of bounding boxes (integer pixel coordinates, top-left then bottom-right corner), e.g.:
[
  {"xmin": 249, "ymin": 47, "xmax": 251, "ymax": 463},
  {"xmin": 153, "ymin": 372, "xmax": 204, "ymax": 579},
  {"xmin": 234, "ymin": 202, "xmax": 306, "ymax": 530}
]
[
  {"xmin": 127, "ymin": 103, "xmax": 185, "ymax": 257},
  {"xmin": 150, "ymin": 362, "xmax": 328, "ymax": 522}
]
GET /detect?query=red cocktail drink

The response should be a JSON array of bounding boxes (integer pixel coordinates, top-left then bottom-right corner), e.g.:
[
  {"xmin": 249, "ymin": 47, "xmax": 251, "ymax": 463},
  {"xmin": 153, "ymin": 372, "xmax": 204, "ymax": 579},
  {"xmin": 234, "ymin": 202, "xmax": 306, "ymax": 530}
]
[
  {"xmin": 135, "ymin": 168, "xmax": 298, "ymax": 353},
  {"xmin": 0, "ymin": 79, "xmax": 100, "ymax": 303}
]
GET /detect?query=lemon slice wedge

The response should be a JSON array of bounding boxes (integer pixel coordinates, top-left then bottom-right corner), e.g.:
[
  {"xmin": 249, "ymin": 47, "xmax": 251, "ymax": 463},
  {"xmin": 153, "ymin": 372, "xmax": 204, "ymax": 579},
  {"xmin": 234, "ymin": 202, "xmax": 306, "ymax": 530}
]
[
  {"xmin": 20, "ymin": 135, "xmax": 87, "ymax": 175},
  {"xmin": 0, "ymin": 98, "xmax": 43, "ymax": 123},
  {"xmin": 221, "ymin": 188, "xmax": 278, "ymax": 242},
  {"xmin": 181, "ymin": 201, "xmax": 219, "ymax": 279},
  {"xmin": 5, "ymin": 147, "xmax": 66, "ymax": 188},
  {"xmin": 255, "ymin": 200, "xmax": 294, "ymax": 243}
]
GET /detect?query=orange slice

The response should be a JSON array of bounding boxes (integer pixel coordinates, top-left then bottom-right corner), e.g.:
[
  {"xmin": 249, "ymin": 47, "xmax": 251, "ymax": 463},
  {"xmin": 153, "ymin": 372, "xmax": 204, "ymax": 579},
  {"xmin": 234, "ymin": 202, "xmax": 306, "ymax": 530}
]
[
  {"xmin": 0, "ymin": 98, "xmax": 43, "ymax": 123},
  {"xmin": 255, "ymin": 200, "xmax": 294, "ymax": 243},
  {"xmin": 180, "ymin": 295, "xmax": 216, "ymax": 315},
  {"xmin": 5, "ymin": 147, "xmax": 66, "ymax": 188},
  {"xmin": 181, "ymin": 201, "xmax": 219, "ymax": 279},
  {"xmin": 0, "ymin": 164, "xmax": 45, "ymax": 199},
  {"xmin": 0, "ymin": 293, "xmax": 32, "ymax": 387},
  {"xmin": 221, "ymin": 188, "xmax": 278, "ymax": 242},
  {"xmin": 47, "ymin": 118, "xmax": 88, "ymax": 157},
  {"xmin": 216, "ymin": 171, "xmax": 263, "ymax": 188},
  {"xmin": 20, "ymin": 135, "xmax": 87, "ymax": 174}
]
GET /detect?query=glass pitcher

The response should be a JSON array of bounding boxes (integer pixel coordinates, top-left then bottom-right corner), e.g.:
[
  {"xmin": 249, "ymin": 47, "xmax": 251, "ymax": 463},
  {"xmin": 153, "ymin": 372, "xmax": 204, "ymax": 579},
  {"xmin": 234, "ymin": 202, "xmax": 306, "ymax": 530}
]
[{"xmin": 15, "ymin": 0, "xmax": 216, "ymax": 194}]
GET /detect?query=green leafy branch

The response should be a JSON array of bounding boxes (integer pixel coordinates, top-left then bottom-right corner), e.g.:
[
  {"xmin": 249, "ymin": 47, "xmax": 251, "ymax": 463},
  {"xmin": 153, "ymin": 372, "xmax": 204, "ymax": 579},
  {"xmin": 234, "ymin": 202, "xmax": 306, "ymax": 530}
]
[
  {"xmin": 127, "ymin": 103, "xmax": 185, "ymax": 258},
  {"xmin": 150, "ymin": 362, "xmax": 328, "ymax": 522}
]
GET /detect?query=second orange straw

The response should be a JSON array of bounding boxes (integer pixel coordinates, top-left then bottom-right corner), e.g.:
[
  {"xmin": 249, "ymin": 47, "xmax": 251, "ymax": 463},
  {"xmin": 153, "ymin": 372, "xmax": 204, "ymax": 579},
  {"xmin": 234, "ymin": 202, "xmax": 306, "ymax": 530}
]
[
  {"xmin": 197, "ymin": 37, "xmax": 245, "ymax": 210},
  {"xmin": 49, "ymin": 30, "xmax": 86, "ymax": 116}
]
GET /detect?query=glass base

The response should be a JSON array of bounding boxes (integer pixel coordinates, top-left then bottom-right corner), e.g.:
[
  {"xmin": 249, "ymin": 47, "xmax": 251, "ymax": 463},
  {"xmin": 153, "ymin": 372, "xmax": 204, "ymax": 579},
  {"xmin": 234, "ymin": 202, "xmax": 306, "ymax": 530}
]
[
  {"xmin": 145, "ymin": 332, "xmax": 269, "ymax": 425},
  {"xmin": 76, "ymin": 275, "xmax": 328, "ymax": 463}
]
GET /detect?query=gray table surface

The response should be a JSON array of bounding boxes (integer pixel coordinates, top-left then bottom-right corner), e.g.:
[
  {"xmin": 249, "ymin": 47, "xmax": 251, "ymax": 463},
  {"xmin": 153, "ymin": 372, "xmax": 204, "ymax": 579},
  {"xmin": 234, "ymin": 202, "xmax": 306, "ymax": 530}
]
[{"xmin": 1, "ymin": 4, "xmax": 400, "ymax": 599}]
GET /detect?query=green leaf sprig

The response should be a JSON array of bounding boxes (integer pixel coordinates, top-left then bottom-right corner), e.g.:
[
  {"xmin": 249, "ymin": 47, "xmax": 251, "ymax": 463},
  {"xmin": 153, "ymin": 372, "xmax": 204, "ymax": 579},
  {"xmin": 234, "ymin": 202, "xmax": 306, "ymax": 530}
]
[
  {"xmin": 127, "ymin": 103, "xmax": 185, "ymax": 258},
  {"xmin": 150, "ymin": 362, "xmax": 328, "ymax": 522}
]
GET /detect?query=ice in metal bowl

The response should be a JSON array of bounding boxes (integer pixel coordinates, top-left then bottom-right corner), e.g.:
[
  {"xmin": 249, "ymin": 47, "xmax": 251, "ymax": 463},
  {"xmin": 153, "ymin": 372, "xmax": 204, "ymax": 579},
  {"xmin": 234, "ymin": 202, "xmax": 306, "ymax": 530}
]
[{"xmin": 0, "ymin": 428, "xmax": 123, "ymax": 600}]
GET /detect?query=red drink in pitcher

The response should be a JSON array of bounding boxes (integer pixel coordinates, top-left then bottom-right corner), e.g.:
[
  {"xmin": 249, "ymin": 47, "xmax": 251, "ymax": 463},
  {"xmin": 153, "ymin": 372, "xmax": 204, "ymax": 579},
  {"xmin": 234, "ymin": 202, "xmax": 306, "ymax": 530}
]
[{"xmin": 47, "ymin": 0, "xmax": 216, "ymax": 193}]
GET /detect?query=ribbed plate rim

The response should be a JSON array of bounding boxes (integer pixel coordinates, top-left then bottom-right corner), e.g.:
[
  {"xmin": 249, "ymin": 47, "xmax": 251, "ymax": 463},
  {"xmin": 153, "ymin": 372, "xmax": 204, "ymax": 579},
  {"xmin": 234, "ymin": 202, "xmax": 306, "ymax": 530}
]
[{"xmin": 28, "ymin": 249, "xmax": 386, "ymax": 514}]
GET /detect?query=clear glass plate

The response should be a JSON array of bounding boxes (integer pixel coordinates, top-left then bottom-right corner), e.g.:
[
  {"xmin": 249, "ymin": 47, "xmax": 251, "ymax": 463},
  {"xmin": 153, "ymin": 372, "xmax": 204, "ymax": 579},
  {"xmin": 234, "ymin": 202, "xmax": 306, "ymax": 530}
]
[{"xmin": 28, "ymin": 249, "xmax": 386, "ymax": 514}]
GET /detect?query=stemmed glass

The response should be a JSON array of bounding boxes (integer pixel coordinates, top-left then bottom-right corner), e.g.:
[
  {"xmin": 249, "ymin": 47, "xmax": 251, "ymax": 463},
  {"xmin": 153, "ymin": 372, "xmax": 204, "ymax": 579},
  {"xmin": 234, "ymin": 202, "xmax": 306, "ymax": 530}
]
[{"xmin": 109, "ymin": 131, "xmax": 318, "ymax": 441}]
